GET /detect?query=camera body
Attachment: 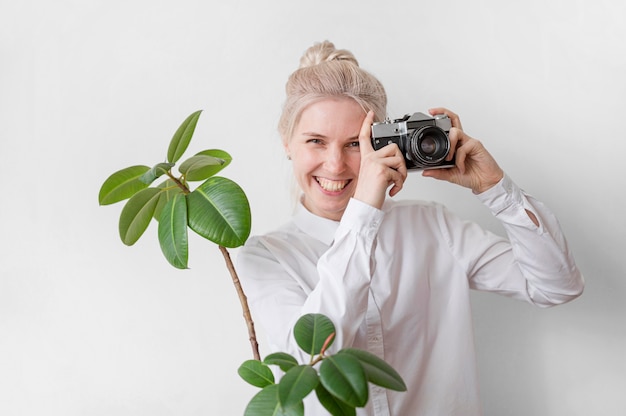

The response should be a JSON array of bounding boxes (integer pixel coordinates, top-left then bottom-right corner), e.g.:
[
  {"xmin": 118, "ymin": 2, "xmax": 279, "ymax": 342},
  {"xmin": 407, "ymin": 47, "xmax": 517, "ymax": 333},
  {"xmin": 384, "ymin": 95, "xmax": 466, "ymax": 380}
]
[{"xmin": 371, "ymin": 112, "xmax": 454, "ymax": 170}]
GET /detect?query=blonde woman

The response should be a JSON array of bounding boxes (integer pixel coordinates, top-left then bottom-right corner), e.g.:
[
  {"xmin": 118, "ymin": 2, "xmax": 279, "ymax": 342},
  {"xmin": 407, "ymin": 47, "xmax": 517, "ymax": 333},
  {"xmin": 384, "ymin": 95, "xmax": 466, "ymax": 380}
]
[{"xmin": 236, "ymin": 41, "xmax": 583, "ymax": 415}]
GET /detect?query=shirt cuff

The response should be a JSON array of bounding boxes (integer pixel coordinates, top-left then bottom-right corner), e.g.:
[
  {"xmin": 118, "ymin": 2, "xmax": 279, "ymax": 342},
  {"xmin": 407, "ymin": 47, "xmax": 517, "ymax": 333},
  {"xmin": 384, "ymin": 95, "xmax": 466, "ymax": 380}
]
[
  {"xmin": 337, "ymin": 198, "xmax": 385, "ymax": 240},
  {"xmin": 475, "ymin": 174, "xmax": 539, "ymax": 229}
]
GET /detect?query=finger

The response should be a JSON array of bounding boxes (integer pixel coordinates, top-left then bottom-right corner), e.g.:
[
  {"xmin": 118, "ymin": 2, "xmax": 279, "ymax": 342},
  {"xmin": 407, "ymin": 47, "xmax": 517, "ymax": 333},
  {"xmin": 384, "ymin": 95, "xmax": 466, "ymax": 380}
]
[
  {"xmin": 388, "ymin": 168, "xmax": 407, "ymax": 197},
  {"xmin": 358, "ymin": 110, "xmax": 376, "ymax": 155},
  {"xmin": 389, "ymin": 183, "xmax": 402, "ymax": 197},
  {"xmin": 452, "ymin": 132, "xmax": 480, "ymax": 175},
  {"xmin": 421, "ymin": 166, "xmax": 453, "ymax": 182},
  {"xmin": 428, "ymin": 107, "xmax": 463, "ymax": 130},
  {"xmin": 391, "ymin": 153, "xmax": 408, "ymax": 195},
  {"xmin": 446, "ymin": 127, "xmax": 462, "ymax": 162},
  {"xmin": 396, "ymin": 156, "xmax": 408, "ymax": 179},
  {"xmin": 454, "ymin": 146, "xmax": 467, "ymax": 175},
  {"xmin": 375, "ymin": 141, "xmax": 402, "ymax": 158},
  {"xmin": 379, "ymin": 144, "xmax": 408, "ymax": 175},
  {"xmin": 452, "ymin": 137, "xmax": 472, "ymax": 175}
]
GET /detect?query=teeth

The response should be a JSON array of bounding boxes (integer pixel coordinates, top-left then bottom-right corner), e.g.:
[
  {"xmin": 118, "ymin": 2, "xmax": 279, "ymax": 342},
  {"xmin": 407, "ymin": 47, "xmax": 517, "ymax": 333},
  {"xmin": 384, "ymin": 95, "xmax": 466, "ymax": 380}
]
[{"xmin": 316, "ymin": 177, "xmax": 349, "ymax": 192}]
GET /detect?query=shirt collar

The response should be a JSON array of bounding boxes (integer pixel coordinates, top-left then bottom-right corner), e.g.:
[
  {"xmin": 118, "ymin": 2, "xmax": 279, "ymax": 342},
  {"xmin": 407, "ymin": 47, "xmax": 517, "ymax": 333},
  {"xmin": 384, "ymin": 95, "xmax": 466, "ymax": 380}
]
[{"xmin": 293, "ymin": 200, "xmax": 338, "ymax": 246}]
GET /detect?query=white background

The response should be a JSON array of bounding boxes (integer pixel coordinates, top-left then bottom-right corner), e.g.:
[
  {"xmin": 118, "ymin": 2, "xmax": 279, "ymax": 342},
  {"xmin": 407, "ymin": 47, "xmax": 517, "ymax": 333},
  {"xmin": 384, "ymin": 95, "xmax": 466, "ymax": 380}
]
[{"xmin": 1, "ymin": 0, "xmax": 624, "ymax": 415}]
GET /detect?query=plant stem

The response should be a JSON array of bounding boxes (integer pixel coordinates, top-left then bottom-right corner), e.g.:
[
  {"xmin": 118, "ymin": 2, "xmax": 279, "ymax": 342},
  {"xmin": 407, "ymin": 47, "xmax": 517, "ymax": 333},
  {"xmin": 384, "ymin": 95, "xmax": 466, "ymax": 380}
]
[
  {"xmin": 166, "ymin": 172, "xmax": 190, "ymax": 194},
  {"xmin": 309, "ymin": 332, "xmax": 335, "ymax": 366},
  {"xmin": 218, "ymin": 245, "xmax": 261, "ymax": 361}
]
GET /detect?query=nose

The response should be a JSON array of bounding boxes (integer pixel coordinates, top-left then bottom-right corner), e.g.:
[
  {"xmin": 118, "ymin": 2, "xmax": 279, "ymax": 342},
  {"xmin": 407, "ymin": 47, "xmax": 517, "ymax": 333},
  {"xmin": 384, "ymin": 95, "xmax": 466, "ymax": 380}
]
[{"xmin": 325, "ymin": 145, "xmax": 346, "ymax": 173}]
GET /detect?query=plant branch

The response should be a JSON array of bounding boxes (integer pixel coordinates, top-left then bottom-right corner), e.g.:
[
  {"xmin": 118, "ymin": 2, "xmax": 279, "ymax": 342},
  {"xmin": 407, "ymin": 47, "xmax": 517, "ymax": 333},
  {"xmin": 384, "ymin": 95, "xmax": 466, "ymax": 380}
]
[
  {"xmin": 320, "ymin": 332, "xmax": 335, "ymax": 355},
  {"xmin": 310, "ymin": 332, "xmax": 335, "ymax": 366},
  {"xmin": 166, "ymin": 171, "xmax": 190, "ymax": 194},
  {"xmin": 219, "ymin": 245, "xmax": 260, "ymax": 361}
]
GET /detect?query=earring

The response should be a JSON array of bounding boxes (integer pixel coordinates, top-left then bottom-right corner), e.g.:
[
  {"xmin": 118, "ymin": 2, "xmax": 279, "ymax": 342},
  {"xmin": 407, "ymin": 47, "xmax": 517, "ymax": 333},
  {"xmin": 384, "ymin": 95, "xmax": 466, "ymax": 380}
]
[{"xmin": 287, "ymin": 155, "xmax": 292, "ymax": 160}]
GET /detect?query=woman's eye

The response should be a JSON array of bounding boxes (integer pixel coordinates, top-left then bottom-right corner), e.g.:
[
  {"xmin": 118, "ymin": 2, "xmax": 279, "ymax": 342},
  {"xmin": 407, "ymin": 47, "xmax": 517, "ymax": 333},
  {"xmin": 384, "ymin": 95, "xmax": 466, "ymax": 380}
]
[
  {"xmin": 347, "ymin": 141, "xmax": 360, "ymax": 148},
  {"xmin": 307, "ymin": 138, "xmax": 323, "ymax": 144}
]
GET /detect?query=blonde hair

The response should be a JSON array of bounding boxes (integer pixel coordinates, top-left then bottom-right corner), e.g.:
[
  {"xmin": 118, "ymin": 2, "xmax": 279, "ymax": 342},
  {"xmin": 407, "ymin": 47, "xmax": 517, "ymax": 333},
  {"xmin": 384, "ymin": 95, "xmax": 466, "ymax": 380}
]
[{"xmin": 278, "ymin": 41, "xmax": 387, "ymax": 144}]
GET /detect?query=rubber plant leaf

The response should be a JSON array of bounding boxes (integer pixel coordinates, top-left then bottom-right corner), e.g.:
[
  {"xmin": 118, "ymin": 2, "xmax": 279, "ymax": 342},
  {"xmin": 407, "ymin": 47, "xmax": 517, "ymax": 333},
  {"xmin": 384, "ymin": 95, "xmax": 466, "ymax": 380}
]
[
  {"xmin": 319, "ymin": 354, "xmax": 368, "ymax": 408},
  {"xmin": 315, "ymin": 383, "xmax": 356, "ymax": 416},
  {"xmin": 264, "ymin": 352, "xmax": 299, "ymax": 372},
  {"xmin": 139, "ymin": 162, "xmax": 175, "ymax": 185},
  {"xmin": 194, "ymin": 148, "xmax": 232, "ymax": 173},
  {"xmin": 153, "ymin": 179, "xmax": 184, "ymax": 220},
  {"xmin": 167, "ymin": 110, "xmax": 202, "ymax": 163},
  {"xmin": 157, "ymin": 193, "xmax": 188, "ymax": 269},
  {"xmin": 118, "ymin": 187, "xmax": 161, "ymax": 245},
  {"xmin": 186, "ymin": 176, "xmax": 251, "ymax": 248},
  {"xmin": 238, "ymin": 360, "xmax": 275, "ymax": 388},
  {"xmin": 179, "ymin": 154, "xmax": 225, "ymax": 182},
  {"xmin": 99, "ymin": 165, "xmax": 151, "ymax": 205},
  {"xmin": 338, "ymin": 348, "xmax": 407, "ymax": 392},
  {"xmin": 293, "ymin": 313, "xmax": 335, "ymax": 356},
  {"xmin": 278, "ymin": 365, "xmax": 319, "ymax": 409},
  {"xmin": 244, "ymin": 385, "xmax": 304, "ymax": 416},
  {"xmin": 183, "ymin": 148, "xmax": 233, "ymax": 180}
]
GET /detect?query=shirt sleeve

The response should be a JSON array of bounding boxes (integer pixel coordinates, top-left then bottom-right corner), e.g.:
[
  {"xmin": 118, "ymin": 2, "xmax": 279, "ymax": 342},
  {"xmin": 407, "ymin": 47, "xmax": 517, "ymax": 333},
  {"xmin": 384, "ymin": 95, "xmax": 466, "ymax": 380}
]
[
  {"xmin": 311, "ymin": 198, "xmax": 384, "ymax": 346},
  {"xmin": 235, "ymin": 198, "xmax": 384, "ymax": 361},
  {"xmin": 467, "ymin": 174, "xmax": 584, "ymax": 306}
]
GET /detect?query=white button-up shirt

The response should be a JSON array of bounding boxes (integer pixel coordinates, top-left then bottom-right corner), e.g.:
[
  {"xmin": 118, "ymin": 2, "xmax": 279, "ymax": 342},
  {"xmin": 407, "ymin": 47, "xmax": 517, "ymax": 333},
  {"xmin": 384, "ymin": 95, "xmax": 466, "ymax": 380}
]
[{"xmin": 236, "ymin": 175, "xmax": 584, "ymax": 415}]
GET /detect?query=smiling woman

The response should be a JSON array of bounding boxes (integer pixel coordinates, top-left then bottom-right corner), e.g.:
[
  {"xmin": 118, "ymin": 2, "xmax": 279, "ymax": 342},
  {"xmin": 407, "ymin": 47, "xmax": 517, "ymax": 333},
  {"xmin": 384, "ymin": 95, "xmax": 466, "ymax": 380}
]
[{"xmin": 236, "ymin": 40, "xmax": 583, "ymax": 415}]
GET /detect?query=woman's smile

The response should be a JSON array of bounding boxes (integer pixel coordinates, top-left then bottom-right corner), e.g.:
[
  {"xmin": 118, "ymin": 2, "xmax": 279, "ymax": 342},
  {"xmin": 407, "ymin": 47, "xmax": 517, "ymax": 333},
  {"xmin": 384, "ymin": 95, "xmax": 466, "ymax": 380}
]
[{"xmin": 315, "ymin": 176, "xmax": 352, "ymax": 193}]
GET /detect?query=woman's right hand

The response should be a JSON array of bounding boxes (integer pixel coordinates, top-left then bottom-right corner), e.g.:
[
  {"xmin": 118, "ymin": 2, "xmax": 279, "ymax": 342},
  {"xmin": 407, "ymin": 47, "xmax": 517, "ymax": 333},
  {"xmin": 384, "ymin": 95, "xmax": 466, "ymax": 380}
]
[
  {"xmin": 422, "ymin": 108, "xmax": 504, "ymax": 195},
  {"xmin": 353, "ymin": 111, "xmax": 408, "ymax": 210}
]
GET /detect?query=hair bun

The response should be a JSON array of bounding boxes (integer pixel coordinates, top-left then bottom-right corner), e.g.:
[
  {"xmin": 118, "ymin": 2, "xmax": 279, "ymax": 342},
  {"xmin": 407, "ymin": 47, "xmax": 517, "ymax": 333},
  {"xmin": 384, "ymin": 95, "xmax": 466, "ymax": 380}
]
[{"xmin": 298, "ymin": 40, "xmax": 359, "ymax": 68}]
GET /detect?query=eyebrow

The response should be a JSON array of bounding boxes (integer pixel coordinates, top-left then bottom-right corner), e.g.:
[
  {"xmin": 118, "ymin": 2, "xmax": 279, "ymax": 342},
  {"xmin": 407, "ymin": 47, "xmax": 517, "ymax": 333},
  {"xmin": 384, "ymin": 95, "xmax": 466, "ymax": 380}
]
[
  {"xmin": 300, "ymin": 132, "xmax": 327, "ymax": 138},
  {"xmin": 300, "ymin": 132, "xmax": 360, "ymax": 140}
]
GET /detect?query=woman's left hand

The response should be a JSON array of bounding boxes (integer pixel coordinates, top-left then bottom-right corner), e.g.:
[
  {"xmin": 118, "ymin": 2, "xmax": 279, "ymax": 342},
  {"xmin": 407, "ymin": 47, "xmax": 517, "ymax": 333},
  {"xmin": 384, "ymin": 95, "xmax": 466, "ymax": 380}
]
[{"xmin": 422, "ymin": 107, "xmax": 504, "ymax": 194}]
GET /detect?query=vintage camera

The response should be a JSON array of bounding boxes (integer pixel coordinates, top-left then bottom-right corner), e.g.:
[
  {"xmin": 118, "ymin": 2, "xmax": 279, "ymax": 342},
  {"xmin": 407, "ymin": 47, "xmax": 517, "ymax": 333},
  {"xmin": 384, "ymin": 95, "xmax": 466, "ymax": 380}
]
[{"xmin": 371, "ymin": 112, "xmax": 454, "ymax": 170}]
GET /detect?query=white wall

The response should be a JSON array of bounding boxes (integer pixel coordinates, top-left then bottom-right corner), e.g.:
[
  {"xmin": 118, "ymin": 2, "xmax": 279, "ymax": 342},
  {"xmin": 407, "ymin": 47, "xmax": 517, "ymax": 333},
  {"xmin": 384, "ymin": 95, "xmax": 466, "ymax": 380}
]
[{"xmin": 1, "ymin": 0, "xmax": 623, "ymax": 414}]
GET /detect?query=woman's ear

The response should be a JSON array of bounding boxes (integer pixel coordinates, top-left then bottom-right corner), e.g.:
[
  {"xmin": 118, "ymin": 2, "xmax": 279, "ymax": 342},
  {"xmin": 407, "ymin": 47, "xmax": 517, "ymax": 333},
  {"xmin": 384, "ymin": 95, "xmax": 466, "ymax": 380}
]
[{"xmin": 282, "ymin": 137, "xmax": 291, "ymax": 160}]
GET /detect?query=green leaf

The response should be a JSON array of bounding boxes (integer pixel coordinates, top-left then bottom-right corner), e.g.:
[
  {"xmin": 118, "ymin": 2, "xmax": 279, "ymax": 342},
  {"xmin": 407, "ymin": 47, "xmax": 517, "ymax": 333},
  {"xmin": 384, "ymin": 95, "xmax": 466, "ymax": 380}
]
[
  {"xmin": 185, "ymin": 149, "xmax": 232, "ymax": 180},
  {"xmin": 244, "ymin": 385, "xmax": 280, "ymax": 416},
  {"xmin": 186, "ymin": 176, "xmax": 251, "ymax": 248},
  {"xmin": 238, "ymin": 359, "xmax": 275, "ymax": 388},
  {"xmin": 118, "ymin": 187, "xmax": 161, "ymax": 245},
  {"xmin": 153, "ymin": 179, "xmax": 184, "ymax": 220},
  {"xmin": 319, "ymin": 354, "xmax": 368, "ymax": 408},
  {"xmin": 293, "ymin": 314, "xmax": 336, "ymax": 356},
  {"xmin": 264, "ymin": 352, "xmax": 299, "ymax": 372},
  {"xmin": 179, "ymin": 154, "xmax": 227, "ymax": 182},
  {"xmin": 196, "ymin": 148, "xmax": 232, "ymax": 166},
  {"xmin": 338, "ymin": 349, "xmax": 407, "ymax": 392},
  {"xmin": 99, "ymin": 165, "xmax": 151, "ymax": 205},
  {"xmin": 244, "ymin": 385, "xmax": 304, "ymax": 416},
  {"xmin": 315, "ymin": 384, "xmax": 356, "ymax": 416},
  {"xmin": 167, "ymin": 110, "xmax": 202, "ymax": 163},
  {"xmin": 278, "ymin": 365, "xmax": 319, "ymax": 409},
  {"xmin": 157, "ymin": 193, "xmax": 188, "ymax": 269},
  {"xmin": 139, "ymin": 162, "xmax": 175, "ymax": 185}
]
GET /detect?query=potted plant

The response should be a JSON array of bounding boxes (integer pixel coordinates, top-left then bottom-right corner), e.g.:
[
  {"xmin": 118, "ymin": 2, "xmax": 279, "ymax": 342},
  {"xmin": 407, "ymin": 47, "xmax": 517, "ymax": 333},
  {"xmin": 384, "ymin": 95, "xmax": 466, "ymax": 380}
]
[{"xmin": 99, "ymin": 111, "xmax": 406, "ymax": 415}]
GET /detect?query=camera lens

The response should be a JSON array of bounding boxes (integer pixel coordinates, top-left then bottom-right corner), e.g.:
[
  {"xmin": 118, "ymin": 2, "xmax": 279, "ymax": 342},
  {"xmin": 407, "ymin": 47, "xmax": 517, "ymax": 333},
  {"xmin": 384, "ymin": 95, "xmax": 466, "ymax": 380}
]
[
  {"xmin": 420, "ymin": 137, "xmax": 438, "ymax": 155},
  {"xmin": 409, "ymin": 126, "xmax": 450, "ymax": 166}
]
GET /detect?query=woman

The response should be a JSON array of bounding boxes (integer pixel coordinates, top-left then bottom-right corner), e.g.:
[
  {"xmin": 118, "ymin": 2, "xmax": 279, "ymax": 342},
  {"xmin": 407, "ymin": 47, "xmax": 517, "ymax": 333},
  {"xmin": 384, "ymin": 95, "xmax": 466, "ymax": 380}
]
[{"xmin": 236, "ymin": 41, "xmax": 584, "ymax": 415}]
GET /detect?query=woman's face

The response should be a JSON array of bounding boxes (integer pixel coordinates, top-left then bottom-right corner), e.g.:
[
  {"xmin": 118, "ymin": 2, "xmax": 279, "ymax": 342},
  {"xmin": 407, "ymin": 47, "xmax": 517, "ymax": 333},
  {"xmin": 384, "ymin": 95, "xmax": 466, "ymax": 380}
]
[{"xmin": 285, "ymin": 98, "xmax": 365, "ymax": 221}]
